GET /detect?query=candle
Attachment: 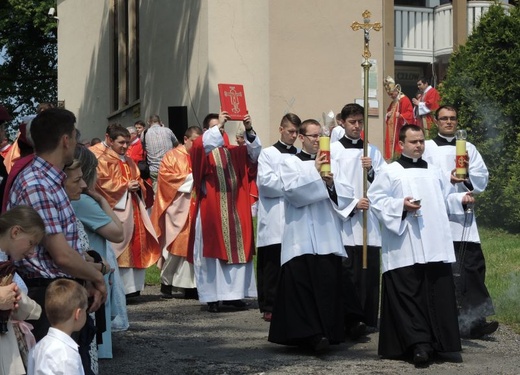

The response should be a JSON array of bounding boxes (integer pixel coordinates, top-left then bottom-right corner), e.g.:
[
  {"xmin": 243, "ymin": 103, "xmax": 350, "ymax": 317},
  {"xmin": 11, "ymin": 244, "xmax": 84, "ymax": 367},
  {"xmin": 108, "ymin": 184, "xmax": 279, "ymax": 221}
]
[
  {"xmin": 455, "ymin": 129, "xmax": 467, "ymax": 179},
  {"xmin": 319, "ymin": 135, "xmax": 331, "ymax": 176}
]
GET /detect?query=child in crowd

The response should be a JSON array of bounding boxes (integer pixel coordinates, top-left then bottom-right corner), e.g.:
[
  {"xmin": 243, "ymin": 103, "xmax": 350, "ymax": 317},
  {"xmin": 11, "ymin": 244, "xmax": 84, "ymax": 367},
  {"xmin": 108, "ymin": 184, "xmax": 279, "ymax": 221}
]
[
  {"xmin": 28, "ymin": 279, "xmax": 89, "ymax": 375},
  {"xmin": 0, "ymin": 205, "xmax": 45, "ymax": 375}
]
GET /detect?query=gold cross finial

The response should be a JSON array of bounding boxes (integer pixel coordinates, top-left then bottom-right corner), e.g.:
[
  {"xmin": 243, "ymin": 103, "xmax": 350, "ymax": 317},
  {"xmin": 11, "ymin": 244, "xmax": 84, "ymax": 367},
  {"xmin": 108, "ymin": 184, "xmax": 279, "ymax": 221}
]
[{"xmin": 351, "ymin": 10, "xmax": 382, "ymax": 59}]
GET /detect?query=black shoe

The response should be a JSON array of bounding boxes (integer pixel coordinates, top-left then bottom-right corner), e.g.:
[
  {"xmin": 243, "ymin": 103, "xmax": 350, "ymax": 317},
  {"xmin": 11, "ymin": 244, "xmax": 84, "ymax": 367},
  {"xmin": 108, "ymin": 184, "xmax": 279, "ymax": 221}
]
[
  {"xmin": 184, "ymin": 288, "xmax": 199, "ymax": 300},
  {"xmin": 222, "ymin": 300, "xmax": 249, "ymax": 309},
  {"xmin": 161, "ymin": 292, "xmax": 174, "ymax": 299},
  {"xmin": 160, "ymin": 284, "xmax": 173, "ymax": 295},
  {"xmin": 125, "ymin": 291, "xmax": 141, "ymax": 299},
  {"xmin": 347, "ymin": 321, "xmax": 367, "ymax": 340},
  {"xmin": 470, "ymin": 320, "xmax": 499, "ymax": 339},
  {"xmin": 207, "ymin": 302, "xmax": 220, "ymax": 313},
  {"xmin": 309, "ymin": 335, "xmax": 329, "ymax": 353},
  {"xmin": 413, "ymin": 343, "xmax": 432, "ymax": 366}
]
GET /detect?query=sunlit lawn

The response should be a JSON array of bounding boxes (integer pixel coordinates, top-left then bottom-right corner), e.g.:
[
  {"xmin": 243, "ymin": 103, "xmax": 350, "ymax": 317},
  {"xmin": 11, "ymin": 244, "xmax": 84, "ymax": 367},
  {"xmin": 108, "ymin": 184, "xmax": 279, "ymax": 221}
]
[
  {"xmin": 479, "ymin": 227, "xmax": 520, "ymax": 333},
  {"xmin": 146, "ymin": 226, "xmax": 520, "ymax": 333}
]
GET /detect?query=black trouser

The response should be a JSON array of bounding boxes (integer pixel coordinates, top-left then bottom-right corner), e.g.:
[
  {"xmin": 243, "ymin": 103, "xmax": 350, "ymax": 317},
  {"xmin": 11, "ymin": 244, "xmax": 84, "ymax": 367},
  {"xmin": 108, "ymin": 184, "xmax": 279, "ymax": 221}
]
[
  {"xmin": 342, "ymin": 245, "xmax": 381, "ymax": 327},
  {"xmin": 256, "ymin": 244, "xmax": 281, "ymax": 313},
  {"xmin": 452, "ymin": 241, "xmax": 495, "ymax": 332}
]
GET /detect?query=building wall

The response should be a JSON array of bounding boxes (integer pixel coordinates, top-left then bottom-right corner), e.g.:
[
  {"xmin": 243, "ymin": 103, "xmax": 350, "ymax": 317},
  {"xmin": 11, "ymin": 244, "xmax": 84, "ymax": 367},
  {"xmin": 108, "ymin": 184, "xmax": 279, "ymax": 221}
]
[
  {"xmin": 57, "ymin": 0, "xmax": 111, "ymax": 142},
  {"xmin": 269, "ymin": 1, "xmax": 384, "ymax": 147},
  {"xmin": 57, "ymin": 0, "xmax": 386, "ymax": 148}
]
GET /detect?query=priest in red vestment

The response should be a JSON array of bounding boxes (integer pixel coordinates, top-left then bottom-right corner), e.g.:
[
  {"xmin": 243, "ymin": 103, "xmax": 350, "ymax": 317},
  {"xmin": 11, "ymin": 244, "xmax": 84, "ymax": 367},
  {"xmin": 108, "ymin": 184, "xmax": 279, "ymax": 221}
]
[
  {"xmin": 412, "ymin": 77, "xmax": 441, "ymax": 136},
  {"xmin": 95, "ymin": 124, "xmax": 160, "ymax": 296},
  {"xmin": 384, "ymin": 76, "xmax": 414, "ymax": 160},
  {"xmin": 188, "ymin": 111, "xmax": 261, "ymax": 312},
  {"xmin": 150, "ymin": 126, "xmax": 202, "ymax": 299},
  {"xmin": 126, "ymin": 126, "xmax": 144, "ymax": 164}
]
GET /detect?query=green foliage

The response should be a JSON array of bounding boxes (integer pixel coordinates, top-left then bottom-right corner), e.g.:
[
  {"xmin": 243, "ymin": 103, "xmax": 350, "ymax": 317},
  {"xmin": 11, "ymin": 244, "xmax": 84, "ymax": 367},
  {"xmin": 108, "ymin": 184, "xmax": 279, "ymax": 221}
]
[
  {"xmin": 441, "ymin": 4, "xmax": 520, "ymax": 232},
  {"xmin": 0, "ymin": 0, "xmax": 57, "ymax": 118}
]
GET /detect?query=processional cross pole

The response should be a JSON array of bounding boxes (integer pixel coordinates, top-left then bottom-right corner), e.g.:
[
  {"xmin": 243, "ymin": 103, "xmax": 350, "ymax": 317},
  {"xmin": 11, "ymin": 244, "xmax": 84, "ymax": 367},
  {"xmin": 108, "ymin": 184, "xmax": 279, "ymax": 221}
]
[{"xmin": 351, "ymin": 10, "xmax": 382, "ymax": 269}]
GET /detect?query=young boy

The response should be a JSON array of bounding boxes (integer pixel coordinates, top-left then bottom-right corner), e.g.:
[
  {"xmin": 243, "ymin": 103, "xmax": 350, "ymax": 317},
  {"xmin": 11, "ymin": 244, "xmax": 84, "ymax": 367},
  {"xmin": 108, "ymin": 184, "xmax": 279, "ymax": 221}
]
[{"xmin": 28, "ymin": 279, "xmax": 88, "ymax": 375}]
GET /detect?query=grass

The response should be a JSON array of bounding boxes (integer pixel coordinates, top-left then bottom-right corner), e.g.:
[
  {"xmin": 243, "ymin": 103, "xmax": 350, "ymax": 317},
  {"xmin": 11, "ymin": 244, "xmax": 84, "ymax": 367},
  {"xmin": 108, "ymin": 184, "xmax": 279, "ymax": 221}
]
[
  {"xmin": 479, "ymin": 227, "xmax": 520, "ymax": 333},
  {"xmin": 145, "ymin": 226, "xmax": 520, "ymax": 333},
  {"xmin": 145, "ymin": 264, "xmax": 161, "ymax": 285}
]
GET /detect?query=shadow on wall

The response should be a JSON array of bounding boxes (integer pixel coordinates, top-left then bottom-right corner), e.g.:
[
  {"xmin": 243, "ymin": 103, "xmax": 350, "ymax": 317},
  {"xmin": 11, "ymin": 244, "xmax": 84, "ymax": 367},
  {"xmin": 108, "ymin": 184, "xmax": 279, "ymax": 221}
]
[{"xmin": 77, "ymin": 0, "xmax": 209, "ymax": 141}]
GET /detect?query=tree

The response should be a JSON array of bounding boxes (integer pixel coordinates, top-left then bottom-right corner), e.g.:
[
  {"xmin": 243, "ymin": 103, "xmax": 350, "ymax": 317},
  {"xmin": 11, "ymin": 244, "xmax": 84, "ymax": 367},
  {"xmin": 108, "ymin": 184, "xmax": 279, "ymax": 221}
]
[
  {"xmin": 0, "ymin": 0, "xmax": 57, "ymax": 119},
  {"xmin": 441, "ymin": 4, "xmax": 520, "ymax": 232}
]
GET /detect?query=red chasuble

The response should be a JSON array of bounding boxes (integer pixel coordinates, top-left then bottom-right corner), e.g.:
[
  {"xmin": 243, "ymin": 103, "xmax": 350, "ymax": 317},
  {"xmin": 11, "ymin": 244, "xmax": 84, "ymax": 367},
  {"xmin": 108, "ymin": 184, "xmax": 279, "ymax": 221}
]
[
  {"xmin": 385, "ymin": 94, "xmax": 414, "ymax": 160},
  {"xmin": 188, "ymin": 134, "xmax": 256, "ymax": 264},
  {"xmin": 150, "ymin": 145, "xmax": 193, "ymax": 257},
  {"xmin": 96, "ymin": 147, "xmax": 160, "ymax": 268},
  {"xmin": 416, "ymin": 87, "xmax": 441, "ymax": 130}
]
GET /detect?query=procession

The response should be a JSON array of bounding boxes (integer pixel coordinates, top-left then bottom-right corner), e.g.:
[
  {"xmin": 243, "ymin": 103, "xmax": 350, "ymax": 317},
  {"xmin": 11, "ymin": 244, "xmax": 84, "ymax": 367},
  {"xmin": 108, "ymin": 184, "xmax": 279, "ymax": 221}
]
[{"xmin": 1, "ymin": 1, "xmax": 520, "ymax": 375}]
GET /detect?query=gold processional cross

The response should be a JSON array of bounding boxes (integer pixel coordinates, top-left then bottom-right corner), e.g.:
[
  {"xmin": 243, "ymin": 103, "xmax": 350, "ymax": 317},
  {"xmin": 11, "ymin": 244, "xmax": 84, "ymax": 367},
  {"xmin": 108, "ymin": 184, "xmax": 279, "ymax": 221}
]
[
  {"xmin": 350, "ymin": 10, "xmax": 382, "ymax": 60},
  {"xmin": 350, "ymin": 10, "xmax": 382, "ymax": 269}
]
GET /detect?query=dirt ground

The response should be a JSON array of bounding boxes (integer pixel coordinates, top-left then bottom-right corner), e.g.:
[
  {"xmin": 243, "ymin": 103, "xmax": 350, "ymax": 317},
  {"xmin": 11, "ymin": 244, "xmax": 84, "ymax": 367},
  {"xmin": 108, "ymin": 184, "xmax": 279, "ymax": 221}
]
[{"xmin": 99, "ymin": 285, "xmax": 520, "ymax": 375}]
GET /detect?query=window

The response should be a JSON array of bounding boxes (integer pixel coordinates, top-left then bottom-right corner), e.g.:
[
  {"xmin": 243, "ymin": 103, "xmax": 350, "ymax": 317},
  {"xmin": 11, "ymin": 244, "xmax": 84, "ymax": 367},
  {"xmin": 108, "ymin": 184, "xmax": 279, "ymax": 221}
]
[{"xmin": 111, "ymin": 0, "xmax": 139, "ymax": 112}]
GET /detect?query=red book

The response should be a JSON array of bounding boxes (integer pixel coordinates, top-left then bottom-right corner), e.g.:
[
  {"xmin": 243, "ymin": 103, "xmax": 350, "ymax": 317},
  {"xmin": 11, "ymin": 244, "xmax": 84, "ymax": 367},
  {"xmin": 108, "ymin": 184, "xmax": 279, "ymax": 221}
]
[{"xmin": 218, "ymin": 83, "xmax": 248, "ymax": 121}]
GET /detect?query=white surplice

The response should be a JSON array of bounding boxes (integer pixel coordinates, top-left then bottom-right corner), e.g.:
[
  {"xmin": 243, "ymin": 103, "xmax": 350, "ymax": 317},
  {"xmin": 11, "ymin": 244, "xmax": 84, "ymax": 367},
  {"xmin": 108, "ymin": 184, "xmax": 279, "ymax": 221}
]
[
  {"xmin": 423, "ymin": 138, "xmax": 488, "ymax": 243},
  {"xmin": 330, "ymin": 139, "xmax": 385, "ymax": 246},
  {"xmin": 256, "ymin": 142, "xmax": 298, "ymax": 247},
  {"xmin": 368, "ymin": 161, "xmax": 467, "ymax": 273},
  {"xmin": 280, "ymin": 155, "xmax": 354, "ymax": 265}
]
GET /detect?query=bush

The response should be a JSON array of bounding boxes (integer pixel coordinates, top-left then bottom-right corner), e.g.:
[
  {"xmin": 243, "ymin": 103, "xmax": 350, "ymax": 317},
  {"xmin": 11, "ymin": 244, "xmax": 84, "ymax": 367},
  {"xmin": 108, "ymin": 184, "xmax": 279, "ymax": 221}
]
[{"xmin": 441, "ymin": 4, "xmax": 520, "ymax": 232}]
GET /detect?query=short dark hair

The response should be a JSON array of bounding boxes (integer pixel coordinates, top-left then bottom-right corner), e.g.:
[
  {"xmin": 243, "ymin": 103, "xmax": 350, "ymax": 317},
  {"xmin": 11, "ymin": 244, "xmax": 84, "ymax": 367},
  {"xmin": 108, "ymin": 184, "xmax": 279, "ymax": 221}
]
[
  {"xmin": 30, "ymin": 108, "xmax": 76, "ymax": 154},
  {"xmin": 107, "ymin": 124, "xmax": 130, "ymax": 140},
  {"xmin": 418, "ymin": 77, "xmax": 430, "ymax": 85},
  {"xmin": 340, "ymin": 103, "xmax": 364, "ymax": 121},
  {"xmin": 280, "ymin": 113, "xmax": 301, "ymax": 128},
  {"xmin": 299, "ymin": 119, "xmax": 320, "ymax": 135},
  {"xmin": 435, "ymin": 105, "xmax": 458, "ymax": 119},
  {"xmin": 203, "ymin": 113, "xmax": 219, "ymax": 130},
  {"xmin": 185, "ymin": 126, "xmax": 203, "ymax": 138},
  {"xmin": 134, "ymin": 120, "xmax": 145, "ymax": 127},
  {"xmin": 399, "ymin": 124, "xmax": 424, "ymax": 142}
]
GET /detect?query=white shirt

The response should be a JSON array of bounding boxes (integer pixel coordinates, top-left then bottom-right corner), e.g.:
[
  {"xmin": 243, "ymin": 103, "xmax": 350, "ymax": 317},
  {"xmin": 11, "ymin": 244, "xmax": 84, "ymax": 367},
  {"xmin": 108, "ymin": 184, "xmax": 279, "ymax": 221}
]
[{"xmin": 28, "ymin": 327, "xmax": 84, "ymax": 375}]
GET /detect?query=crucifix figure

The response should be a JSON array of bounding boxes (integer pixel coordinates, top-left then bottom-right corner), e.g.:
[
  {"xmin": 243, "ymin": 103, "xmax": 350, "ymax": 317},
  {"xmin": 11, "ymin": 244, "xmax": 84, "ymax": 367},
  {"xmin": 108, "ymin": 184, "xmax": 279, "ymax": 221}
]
[
  {"xmin": 351, "ymin": 10, "xmax": 382, "ymax": 60},
  {"xmin": 224, "ymin": 86, "xmax": 243, "ymax": 114}
]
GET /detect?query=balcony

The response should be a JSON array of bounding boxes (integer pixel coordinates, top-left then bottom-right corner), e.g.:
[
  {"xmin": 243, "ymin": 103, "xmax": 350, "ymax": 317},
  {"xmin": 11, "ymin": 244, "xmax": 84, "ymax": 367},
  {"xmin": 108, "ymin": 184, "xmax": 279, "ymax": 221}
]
[{"xmin": 395, "ymin": 1, "xmax": 511, "ymax": 63}]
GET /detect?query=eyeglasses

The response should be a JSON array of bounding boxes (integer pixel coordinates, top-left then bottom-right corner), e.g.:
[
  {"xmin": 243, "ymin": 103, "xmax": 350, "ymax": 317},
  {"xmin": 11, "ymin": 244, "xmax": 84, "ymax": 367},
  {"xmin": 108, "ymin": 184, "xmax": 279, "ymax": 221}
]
[
  {"xmin": 438, "ymin": 116, "xmax": 457, "ymax": 122},
  {"xmin": 302, "ymin": 134, "xmax": 320, "ymax": 140}
]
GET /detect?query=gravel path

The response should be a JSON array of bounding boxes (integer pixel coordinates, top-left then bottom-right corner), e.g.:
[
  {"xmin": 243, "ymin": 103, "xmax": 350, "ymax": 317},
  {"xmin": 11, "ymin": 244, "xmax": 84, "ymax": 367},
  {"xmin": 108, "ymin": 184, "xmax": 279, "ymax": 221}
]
[{"xmin": 99, "ymin": 285, "xmax": 520, "ymax": 375}]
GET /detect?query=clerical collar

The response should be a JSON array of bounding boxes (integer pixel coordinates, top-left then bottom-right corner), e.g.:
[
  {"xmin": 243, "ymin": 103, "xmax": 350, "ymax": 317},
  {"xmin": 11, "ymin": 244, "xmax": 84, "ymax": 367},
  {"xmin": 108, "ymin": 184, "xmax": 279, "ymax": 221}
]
[
  {"xmin": 296, "ymin": 150, "xmax": 316, "ymax": 161},
  {"xmin": 397, "ymin": 154, "xmax": 427, "ymax": 169},
  {"xmin": 433, "ymin": 134, "xmax": 456, "ymax": 146},
  {"xmin": 339, "ymin": 136, "xmax": 363, "ymax": 149},
  {"xmin": 274, "ymin": 140, "xmax": 297, "ymax": 154}
]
